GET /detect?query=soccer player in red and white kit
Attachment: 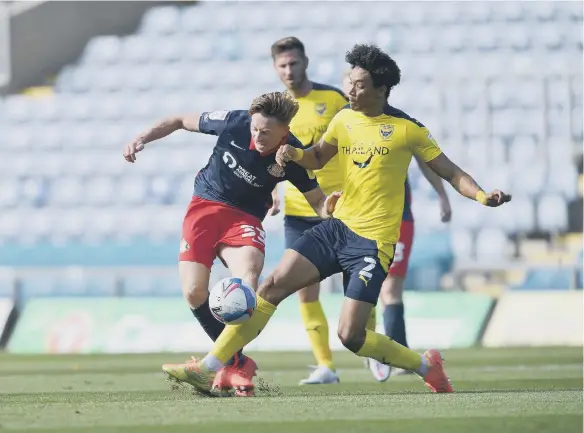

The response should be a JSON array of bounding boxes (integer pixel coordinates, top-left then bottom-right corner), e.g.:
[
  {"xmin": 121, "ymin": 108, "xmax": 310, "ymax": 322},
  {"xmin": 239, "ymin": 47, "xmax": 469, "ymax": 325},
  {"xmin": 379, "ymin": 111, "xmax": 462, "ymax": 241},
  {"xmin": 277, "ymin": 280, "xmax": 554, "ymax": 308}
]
[
  {"xmin": 123, "ymin": 92, "xmax": 337, "ymax": 396},
  {"xmin": 342, "ymin": 72, "xmax": 453, "ymax": 381}
]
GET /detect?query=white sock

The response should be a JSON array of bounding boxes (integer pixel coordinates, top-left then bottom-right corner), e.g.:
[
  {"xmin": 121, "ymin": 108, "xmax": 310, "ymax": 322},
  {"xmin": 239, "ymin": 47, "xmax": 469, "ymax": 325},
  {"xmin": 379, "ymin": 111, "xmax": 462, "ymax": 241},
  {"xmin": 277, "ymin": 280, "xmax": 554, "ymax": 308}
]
[
  {"xmin": 202, "ymin": 354, "xmax": 224, "ymax": 372},
  {"xmin": 415, "ymin": 354, "xmax": 429, "ymax": 377}
]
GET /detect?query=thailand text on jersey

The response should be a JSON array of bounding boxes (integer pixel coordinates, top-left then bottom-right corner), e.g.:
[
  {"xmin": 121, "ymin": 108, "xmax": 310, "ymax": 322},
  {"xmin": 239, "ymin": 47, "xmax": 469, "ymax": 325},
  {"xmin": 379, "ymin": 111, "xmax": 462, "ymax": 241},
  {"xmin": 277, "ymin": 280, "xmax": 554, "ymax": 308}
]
[
  {"xmin": 322, "ymin": 104, "xmax": 441, "ymax": 269},
  {"xmin": 194, "ymin": 110, "xmax": 318, "ymax": 221},
  {"xmin": 284, "ymin": 82, "xmax": 348, "ymax": 218}
]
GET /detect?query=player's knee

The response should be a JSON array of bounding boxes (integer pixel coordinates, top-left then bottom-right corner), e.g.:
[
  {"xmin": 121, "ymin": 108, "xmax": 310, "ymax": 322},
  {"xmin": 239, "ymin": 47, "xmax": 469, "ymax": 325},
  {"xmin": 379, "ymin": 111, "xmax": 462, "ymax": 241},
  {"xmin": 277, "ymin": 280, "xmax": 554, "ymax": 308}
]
[
  {"xmin": 181, "ymin": 281, "xmax": 208, "ymax": 309},
  {"xmin": 337, "ymin": 324, "xmax": 366, "ymax": 353}
]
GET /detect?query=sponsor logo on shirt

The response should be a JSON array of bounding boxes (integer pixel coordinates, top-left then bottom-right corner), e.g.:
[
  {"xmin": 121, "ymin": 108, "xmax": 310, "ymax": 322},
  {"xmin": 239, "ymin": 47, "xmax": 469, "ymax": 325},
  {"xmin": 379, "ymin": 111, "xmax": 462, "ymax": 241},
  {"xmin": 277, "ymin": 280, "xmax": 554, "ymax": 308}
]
[{"xmin": 222, "ymin": 151, "xmax": 263, "ymax": 187}]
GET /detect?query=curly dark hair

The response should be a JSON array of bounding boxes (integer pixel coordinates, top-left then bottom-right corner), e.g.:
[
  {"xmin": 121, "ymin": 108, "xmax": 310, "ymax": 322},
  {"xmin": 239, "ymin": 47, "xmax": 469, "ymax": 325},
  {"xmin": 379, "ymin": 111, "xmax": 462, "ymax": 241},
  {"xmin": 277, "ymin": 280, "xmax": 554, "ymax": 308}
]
[{"xmin": 345, "ymin": 44, "xmax": 401, "ymax": 97}]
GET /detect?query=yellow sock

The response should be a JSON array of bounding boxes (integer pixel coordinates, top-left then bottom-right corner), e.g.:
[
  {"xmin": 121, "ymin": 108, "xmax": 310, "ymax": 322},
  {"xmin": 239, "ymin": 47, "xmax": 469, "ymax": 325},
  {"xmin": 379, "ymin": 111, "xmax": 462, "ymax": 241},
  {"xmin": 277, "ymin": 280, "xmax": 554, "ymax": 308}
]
[
  {"xmin": 210, "ymin": 296, "xmax": 276, "ymax": 364},
  {"xmin": 356, "ymin": 329, "xmax": 421, "ymax": 371},
  {"xmin": 300, "ymin": 301, "xmax": 334, "ymax": 370},
  {"xmin": 366, "ymin": 307, "xmax": 377, "ymax": 331}
]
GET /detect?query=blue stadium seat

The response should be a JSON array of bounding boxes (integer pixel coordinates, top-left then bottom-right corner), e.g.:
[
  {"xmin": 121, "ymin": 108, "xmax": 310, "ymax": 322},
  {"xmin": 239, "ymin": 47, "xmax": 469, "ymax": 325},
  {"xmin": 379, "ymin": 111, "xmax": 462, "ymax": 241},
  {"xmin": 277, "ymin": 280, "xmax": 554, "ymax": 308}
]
[{"xmin": 513, "ymin": 268, "xmax": 574, "ymax": 290}]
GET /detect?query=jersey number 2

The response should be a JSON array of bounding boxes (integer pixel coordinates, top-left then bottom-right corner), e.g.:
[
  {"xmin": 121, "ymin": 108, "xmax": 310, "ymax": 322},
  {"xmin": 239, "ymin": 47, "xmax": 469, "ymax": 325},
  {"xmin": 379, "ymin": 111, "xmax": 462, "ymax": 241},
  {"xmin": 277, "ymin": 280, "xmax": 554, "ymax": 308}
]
[{"xmin": 359, "ymin": 257, "xmax": 377, "ymax": 280}]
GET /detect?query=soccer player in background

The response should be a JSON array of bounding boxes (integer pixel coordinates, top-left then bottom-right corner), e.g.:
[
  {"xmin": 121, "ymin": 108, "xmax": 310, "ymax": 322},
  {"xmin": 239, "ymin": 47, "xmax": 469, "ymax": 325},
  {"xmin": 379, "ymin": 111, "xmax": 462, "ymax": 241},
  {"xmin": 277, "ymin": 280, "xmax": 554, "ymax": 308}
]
[
  {"xmin": 341, "ymin": 72, "xmax": 453, "ymax": 382},
  {"xmin": 271, "ymin": 37, "xmax": 348, "ymax": 385},
  {"xmin": 163, "ymin": 44, "xmax": 511, "ymax": 395},
  {"xmin": 123, "ymin": 92, "xmax": 339, "ymax": 396}
]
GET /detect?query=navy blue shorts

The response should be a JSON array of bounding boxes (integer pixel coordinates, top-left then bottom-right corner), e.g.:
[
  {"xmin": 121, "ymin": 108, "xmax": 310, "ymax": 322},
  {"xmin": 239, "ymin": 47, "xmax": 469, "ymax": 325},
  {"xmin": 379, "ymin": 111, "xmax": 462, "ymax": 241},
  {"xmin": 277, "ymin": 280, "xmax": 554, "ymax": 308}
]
[
  {"xmin": 290, "ymin": 218, "xmax": 392, "ymax": 305},
  {"xmin": 284, "ymin": 216, "xmax": 324, "ymax": 249}
]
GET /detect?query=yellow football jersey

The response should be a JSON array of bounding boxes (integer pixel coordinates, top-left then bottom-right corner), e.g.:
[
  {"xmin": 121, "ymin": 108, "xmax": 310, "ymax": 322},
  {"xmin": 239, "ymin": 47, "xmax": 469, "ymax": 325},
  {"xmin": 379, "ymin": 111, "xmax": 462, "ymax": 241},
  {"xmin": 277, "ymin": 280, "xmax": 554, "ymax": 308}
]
[
  {"xmin": 322, "ymin": 105, "xmax": 442, "ymax": 270},
  {"xmin": 284, "ymin": 82, "xmax": 348, "ymax": 217}
]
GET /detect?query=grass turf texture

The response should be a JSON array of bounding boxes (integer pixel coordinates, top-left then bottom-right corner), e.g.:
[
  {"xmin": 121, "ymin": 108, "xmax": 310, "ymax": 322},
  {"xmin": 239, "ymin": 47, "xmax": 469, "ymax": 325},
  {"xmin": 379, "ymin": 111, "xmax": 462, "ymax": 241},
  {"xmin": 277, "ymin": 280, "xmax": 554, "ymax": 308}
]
[{"xmin": 0, "ymin": 347, "xmax": 581, "ymax": 433}]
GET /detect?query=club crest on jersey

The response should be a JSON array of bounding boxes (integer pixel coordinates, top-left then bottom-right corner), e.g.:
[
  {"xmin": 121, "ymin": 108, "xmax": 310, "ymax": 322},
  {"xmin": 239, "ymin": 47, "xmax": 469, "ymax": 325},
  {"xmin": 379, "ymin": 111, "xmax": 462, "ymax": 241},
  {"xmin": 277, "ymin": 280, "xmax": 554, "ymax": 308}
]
[
  {"xmin": 267, "ymin": 164, "xmax": 285, "ymax": 178},
  {"xmin": 315, "ymin": 103, "xmax": 327, "ymax": 115},
  {"xmin": 379, "ymin": 124, "xmax": 394, "ymax": 140}
]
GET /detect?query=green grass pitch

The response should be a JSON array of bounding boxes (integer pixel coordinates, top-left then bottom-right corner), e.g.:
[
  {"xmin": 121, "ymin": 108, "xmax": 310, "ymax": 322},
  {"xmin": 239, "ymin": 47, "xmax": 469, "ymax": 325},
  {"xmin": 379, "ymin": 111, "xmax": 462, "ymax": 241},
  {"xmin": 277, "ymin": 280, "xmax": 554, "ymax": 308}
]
[{"xmin": 0, "ymin": 347, "xmax": 582, "ymax": 433}]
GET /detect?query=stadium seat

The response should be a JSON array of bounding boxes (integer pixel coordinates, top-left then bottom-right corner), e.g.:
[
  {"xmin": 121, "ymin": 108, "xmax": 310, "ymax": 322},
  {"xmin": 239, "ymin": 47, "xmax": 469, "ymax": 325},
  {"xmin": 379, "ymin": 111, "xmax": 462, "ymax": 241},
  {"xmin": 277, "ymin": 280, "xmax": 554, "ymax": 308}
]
[
  {"xmin": 139, "ymin": 5, "xmax": 180, "ymax": 36},
  {"xmin": 49, "ymin": 177, "xmax": 85, "ymax": 207},
  {"xmin": 512, "ymin": 195, "xmax": 537, "ymax": 233},
  {"xmin": 451, "ymin": 229, "xmax": 475, "ymax": 261},
  {"xmin": 80, "ymin": 35, "xmax": 122, "ymax": 66},
  {"xmin": 121, "ymin": 36, "xmax": 151, "ymax": 65},
  {"xmin": 475, "ymin": 228, "xmax": 510, "ymax": 261},
  {"xmin": 513, "ymin": 267, "xmax": 574, "ymax": 290},
  {"xmin": 536, "ymin": 194, "xmax": 569, "ymax": 232},
  {"xmin": 512, "ymin": 163, "xmax": 546, "ymax": 198},
  {"xmin": 54, "ymin": 209, "xmax": 85, "ymax": 241},
  {"xmin": 441, "ymin": 25, "xmax": 468, "ymax": 52},
  {"xmin": 3, "ymin": 96, "xmax": 31, "ymax": 123},
  {"xmin": 0, "ymin": 179, "xmax": 19, "ymax": 208},
  {"xmin": 4, "ymin": 126, "xmax": 33, "ymax": 150}
]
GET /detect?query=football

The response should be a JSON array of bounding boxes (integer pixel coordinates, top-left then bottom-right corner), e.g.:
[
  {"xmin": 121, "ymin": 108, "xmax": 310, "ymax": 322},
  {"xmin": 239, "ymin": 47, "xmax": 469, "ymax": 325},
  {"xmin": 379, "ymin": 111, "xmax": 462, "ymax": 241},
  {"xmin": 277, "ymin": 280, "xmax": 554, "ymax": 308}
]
[{"xmin": 208, "ymin": 277, "xmax": 257, "ymax": 324}]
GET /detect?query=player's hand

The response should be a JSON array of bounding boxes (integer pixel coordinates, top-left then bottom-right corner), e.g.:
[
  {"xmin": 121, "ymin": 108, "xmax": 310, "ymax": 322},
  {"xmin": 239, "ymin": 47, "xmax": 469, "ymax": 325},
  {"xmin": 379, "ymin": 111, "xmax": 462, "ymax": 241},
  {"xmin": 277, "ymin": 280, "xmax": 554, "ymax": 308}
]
[
  {"xmin": 276, "ymin": 144, "xmax": 298, "ymax": 167},
  {"xmin": 439, "ymin": 197, "xmax": 452, "ymax": 222},
  {"xmin": 123, "ymin": 139, "xmax": 145, "ymax": 163},
  {"xmin": 482, "ymin": 190, "xmax": 512, "ymax": 207},
  {"xmin": 324, "ymin": 191, "xmax": 343, "ymax": 217},
  {"xmin": 267, "ymin": 194, "xmax": 281, "ymax": 216}
]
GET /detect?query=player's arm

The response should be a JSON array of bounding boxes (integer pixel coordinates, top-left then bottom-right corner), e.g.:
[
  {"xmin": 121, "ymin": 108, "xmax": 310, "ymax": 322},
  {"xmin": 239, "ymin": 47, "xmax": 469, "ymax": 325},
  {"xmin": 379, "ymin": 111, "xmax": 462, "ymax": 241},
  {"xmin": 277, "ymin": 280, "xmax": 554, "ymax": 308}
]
[
  {"xmin": 123, "ymin": 114, "xmax": 201, "ymax": 162},
  {"xmin": 425, "ymin": 154, "xmax": 511, "ymax": 207},
  {"xmin": 278, "ymin": 137, "xmax": 338, "ymax": 170},
  {"xmin": 267, "ymin": 185, "xmax": 281, "ymax": 216},
  {"xmin": 123, "ymin": 110, "xmax": 231, "ymax": 163},
  {"xmin": 302, "ymin": 188, "xmax": 342, "ymax": 219},
  {"xmin": 414, "ymin": 155, "xmax": 452, "ymax": 222},
  {"xmin": 411, "ymin": 126, "xmax": 511, "ymax": 207}
]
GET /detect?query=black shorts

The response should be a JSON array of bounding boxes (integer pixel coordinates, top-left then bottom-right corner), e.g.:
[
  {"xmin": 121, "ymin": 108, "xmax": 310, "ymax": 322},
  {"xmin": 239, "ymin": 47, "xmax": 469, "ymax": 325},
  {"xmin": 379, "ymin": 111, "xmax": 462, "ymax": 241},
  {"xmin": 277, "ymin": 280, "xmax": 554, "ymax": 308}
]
[
  {"xmin": 290, "ymin": 218, "xmax": 393, "ymax": 305},
  {"xmin": 284, "ymin": 216, "xmax": 324, "ymax": 249}
]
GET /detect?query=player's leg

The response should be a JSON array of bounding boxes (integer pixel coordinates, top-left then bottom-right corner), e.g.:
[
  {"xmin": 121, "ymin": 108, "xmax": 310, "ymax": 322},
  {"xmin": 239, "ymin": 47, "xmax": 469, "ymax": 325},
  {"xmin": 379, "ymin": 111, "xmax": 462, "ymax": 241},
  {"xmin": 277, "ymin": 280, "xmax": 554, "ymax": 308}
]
[
  {"xmin": 338, "ymin": 229, "xmax": 452, "ymax": 393},
  {"xmin": 215, "ymin": 243, "xmax": 265, "ymax": 396},
  {"xmin": 178, "ymin": 197, "xmax": 232, "ymax": 350},
  {"xmin": 285, "ymin": 216, "xmax": 337, "ymax": 384},
  {"xmin": 380, "ymin": 220, "xmax": 414, "ymax": 348},
  {"xmin": 367, "ymin": 220, "xmax": 414, "ymax": 380},
  {"xmin": 197, "ymin": 220, "xmax": 341, "ymax": 378}
]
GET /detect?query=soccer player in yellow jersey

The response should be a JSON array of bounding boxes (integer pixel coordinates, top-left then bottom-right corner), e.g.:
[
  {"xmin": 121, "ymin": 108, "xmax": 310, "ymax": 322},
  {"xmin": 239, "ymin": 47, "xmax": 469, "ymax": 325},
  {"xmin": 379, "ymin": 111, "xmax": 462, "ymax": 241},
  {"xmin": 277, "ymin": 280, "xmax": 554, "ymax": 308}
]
[
  {"xmin": 271, "ymin": 37, "xmax": 347, "ymax": 385},
  {"xmin": 163, "ymin": 44, "xmax": 511, "ymax": 395}
]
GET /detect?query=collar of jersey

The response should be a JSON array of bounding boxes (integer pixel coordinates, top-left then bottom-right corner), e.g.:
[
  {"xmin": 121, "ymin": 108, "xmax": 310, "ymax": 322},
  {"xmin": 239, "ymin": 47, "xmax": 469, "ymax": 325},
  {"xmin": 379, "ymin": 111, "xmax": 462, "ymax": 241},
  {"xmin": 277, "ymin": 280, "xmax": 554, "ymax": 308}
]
[{"xmin": 249, "ymin": 133, "xmax": 289, "ymax": 157}]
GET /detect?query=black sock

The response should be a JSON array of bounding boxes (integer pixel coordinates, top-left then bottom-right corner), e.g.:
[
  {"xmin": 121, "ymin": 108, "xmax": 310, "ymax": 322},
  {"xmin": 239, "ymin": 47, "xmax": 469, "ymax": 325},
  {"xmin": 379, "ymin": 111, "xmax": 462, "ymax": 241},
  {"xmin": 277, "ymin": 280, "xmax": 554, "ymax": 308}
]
[
  {"xmin": 383, "ymin": 303, "xmax": 408, "ymax": 348},
  {"xmin": 191, "ymin": 298, "xmax": 244, "ymax": 365}
]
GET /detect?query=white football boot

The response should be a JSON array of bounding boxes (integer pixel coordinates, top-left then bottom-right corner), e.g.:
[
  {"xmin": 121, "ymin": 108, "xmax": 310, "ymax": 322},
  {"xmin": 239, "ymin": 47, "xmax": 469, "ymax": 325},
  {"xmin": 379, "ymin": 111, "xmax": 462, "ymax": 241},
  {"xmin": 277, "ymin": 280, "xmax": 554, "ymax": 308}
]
[
  {"xmin": 365, "ymin": 358, "xmax": 391, "ymax": 382},
  {"xmin": 299, "ymin": 365, "xmax": 340, "ymax": 385}
]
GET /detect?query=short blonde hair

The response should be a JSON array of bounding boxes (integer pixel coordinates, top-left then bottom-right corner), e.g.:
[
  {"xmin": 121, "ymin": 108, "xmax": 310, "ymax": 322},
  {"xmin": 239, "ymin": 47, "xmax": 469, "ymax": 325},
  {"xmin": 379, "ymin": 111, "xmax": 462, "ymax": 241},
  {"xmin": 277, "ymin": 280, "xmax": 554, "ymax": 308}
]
[{"xmin": 248, "ymin": 91, "xmax": 299, "ymax": 125}]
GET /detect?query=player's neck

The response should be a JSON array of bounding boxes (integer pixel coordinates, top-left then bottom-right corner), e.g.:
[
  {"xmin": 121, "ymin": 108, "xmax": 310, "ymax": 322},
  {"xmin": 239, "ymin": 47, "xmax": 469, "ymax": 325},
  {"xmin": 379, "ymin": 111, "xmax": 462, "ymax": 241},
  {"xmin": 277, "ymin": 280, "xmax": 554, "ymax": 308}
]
[
  {"xmin": 360, "ymin": 105, "xmax": 385, "ymax": 117},
  {"xmin": 288, "ymin": 80, "xmax": 312, "ymax": 98}
]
